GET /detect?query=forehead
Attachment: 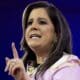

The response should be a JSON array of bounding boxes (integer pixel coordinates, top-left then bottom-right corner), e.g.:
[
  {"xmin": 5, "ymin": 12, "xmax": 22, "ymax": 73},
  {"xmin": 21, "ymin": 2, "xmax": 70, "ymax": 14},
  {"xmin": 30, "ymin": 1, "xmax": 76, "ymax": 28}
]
[{"xmin": 28, "ymin": 8, "xmax": 49, "ymax": 19}]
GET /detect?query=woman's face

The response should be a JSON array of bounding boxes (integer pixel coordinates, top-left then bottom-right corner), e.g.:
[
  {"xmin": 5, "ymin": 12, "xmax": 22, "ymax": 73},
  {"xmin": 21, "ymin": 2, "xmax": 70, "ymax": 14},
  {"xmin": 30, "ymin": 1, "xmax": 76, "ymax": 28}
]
[{"xmin": 25, "ymin": 8, "xmax": 57, "ymax": 52}]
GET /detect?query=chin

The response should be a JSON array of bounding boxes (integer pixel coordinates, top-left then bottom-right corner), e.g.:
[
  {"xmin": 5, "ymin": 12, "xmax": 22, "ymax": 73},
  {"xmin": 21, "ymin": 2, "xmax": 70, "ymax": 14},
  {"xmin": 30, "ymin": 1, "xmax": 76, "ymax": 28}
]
[
  {"xmin": 29, "ymin": 45, "xmax": 40, "ymax": 53},
  {"xmin": 28, "ymin": 42, "xmax": 40, "ymax": 47}
]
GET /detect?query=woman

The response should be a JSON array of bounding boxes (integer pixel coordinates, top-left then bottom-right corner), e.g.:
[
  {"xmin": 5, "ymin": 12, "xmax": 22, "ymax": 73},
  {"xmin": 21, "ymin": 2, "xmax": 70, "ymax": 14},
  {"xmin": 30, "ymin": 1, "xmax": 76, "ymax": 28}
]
[{"xmin": 5, "ymin": 1, "xmax": 80, "ymax": 80}]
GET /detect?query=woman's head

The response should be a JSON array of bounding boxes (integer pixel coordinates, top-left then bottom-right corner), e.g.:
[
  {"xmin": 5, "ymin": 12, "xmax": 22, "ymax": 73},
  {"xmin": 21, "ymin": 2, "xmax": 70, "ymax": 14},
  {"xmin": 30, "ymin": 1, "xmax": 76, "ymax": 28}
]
[
  {"xmin": 21, "ymin": 1, "xmax": 72, "ymax": 55},
  {"xmin": 25, "ymin": 7, "xmax": 57, "ymax": 56},
  {"xmin": 21, "ymin": 1, "xmax": 72, "ymax": 77}
]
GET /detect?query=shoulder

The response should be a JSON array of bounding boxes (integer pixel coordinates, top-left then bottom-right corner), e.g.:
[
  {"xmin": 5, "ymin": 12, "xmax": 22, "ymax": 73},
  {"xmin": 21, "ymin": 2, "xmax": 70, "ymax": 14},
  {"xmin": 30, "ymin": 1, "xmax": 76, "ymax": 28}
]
[
  {"xmin": 51, "ymin": 54, "xmax": 80, "ymax": 80},
  {"xmin": 53, "ymin": 63, "xmax": 80, "ymax": 80}
]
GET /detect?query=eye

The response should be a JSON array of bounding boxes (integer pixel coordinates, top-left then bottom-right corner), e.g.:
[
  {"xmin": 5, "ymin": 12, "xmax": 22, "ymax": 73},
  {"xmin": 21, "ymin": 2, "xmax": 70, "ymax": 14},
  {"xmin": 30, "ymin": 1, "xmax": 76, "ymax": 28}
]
[
  {"xmin": 39, "ymin": 20, "xmax": 47, "ymax": 25},
  {"xmin": 27, "ymin": 21, "xmax": 33, "ymax": 26}
]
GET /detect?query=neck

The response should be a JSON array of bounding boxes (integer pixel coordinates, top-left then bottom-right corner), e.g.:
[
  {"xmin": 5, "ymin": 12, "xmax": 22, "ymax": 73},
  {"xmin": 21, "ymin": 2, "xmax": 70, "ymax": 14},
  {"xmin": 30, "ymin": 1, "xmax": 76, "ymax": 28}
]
[
  {"xmin": 35, "ymin": 50, "xmax": 49, "ymax": 64},
  {"xmin": 31, "ymin": 46, "xmax": 51, "ymax": 64},
  {"xmin": 36, "ymin": 54, "xmax": 47, "ymax": 64}
]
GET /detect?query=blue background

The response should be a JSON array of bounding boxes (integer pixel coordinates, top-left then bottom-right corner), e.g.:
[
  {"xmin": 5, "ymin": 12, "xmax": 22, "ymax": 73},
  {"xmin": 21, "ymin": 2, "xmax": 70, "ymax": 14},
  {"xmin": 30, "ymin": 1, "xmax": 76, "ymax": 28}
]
[{"xmin": 0, "ymin": 0, "xmax": 80, "ymax": 80}]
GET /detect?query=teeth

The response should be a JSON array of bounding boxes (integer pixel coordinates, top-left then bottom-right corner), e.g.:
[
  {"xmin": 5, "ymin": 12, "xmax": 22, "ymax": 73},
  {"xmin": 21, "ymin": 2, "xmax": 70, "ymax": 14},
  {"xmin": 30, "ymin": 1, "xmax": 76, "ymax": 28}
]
[{"xmin": 31, "ymin": 36, "xmax": 40, "ymax": 39}]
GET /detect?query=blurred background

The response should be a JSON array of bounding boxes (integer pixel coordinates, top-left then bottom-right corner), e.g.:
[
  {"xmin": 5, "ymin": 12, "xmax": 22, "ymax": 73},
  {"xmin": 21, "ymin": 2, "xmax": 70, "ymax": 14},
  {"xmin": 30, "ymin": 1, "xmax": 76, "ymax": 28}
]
[{"xmin": 0, "ymin": 0, "xmax": 80, "ymax": 80}]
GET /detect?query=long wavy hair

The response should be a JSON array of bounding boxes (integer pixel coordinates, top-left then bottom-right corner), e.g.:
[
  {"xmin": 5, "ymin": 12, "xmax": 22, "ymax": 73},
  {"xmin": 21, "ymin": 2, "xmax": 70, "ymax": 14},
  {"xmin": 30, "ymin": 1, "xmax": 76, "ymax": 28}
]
[{"xmin": 20, "ymin": 1, "xmax": 72, "ymax": 79}]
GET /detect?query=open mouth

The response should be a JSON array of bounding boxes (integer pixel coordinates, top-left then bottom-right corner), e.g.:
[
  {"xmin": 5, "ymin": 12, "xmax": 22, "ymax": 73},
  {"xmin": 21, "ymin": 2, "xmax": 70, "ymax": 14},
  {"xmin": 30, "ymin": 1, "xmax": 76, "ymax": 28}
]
[{"xmin": 30, "ymin": 34, "xmax": 41, "ymax": 39}]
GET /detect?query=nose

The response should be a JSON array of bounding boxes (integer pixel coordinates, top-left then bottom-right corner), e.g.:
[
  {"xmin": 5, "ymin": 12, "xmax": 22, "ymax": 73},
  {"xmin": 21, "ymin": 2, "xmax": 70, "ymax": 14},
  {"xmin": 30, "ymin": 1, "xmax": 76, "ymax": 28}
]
[{"xmin": 31, "ymin": 22, "xmax": 39, "ymax": 30}]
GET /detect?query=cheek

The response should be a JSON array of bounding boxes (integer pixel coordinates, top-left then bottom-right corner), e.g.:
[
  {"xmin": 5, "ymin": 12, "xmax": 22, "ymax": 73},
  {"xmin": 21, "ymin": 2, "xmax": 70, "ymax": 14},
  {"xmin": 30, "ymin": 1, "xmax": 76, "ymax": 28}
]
[
  {"xmin": 24, "ymin": 29, "xmax": 29, "ymax": 41},
  {"xmin": 43, "ymin": 27, "xmax": 54, "ymax": 39}
]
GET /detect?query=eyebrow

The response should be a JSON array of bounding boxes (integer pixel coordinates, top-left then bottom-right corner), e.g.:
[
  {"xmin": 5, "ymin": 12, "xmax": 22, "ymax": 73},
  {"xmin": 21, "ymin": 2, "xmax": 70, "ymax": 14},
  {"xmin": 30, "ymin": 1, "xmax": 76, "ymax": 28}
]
[
  {"xmin": 28, "ymin": 18, "xmax": 33, "ymax": 22},
  {"xmin": 28, "ymin": 17, "xmax": 47, "ymax": 22},
  {"xmin": 38, "ymin": 17, "xmax": 47, "ymax": 21}
]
